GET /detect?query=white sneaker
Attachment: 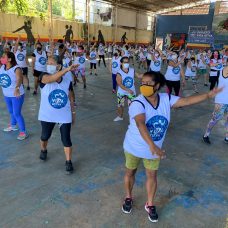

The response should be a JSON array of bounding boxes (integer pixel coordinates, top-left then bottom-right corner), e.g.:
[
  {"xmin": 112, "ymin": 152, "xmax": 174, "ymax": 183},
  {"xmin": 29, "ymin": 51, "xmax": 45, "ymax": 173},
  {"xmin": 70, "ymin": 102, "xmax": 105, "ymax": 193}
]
[
  {"xmin": 3, "ymin": 125, "xmax": 19, "ymax": 132},
  {"xmin": 113, "ymin": 116, "xmax": 123, "ymax": 122}
]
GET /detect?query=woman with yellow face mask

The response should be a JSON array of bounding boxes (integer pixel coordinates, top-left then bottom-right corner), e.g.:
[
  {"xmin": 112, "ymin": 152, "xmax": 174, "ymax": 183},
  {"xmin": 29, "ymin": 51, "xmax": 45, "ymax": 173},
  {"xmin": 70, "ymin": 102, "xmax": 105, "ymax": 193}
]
[{"xmin": 121, "ymin": 71, "xmax": 222, "ymax": 223}]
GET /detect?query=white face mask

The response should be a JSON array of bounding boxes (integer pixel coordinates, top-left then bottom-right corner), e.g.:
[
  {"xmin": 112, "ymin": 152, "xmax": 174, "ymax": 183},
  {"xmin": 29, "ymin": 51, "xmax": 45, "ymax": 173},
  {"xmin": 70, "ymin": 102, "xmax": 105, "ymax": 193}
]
[
  {"xmin": 155, "ymin": 53, "xmax": 159, "ymax": 57},
  {"xmin": 46, "ymin": 65, "xmax": 57, "ymax": 74},
  {"xmin": 171, "ymin": 54, "xmax": 177, "ymax": 60},
  {"xmin": 123, "ymin": 63, "xmax": 129, "ymax": 69}
]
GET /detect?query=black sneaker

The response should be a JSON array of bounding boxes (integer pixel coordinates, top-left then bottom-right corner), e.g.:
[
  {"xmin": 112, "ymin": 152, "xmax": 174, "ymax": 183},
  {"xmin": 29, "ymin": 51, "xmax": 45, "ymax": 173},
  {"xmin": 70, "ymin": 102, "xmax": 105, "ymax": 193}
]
[
  {"xmin": 27, "ymin": 86, "xmax": 30, "ymax": 91},
  {"xmin": 204, "ymin": 83, "xmax": 208, "ymax": 87},
  {"xmin": 224, "ymin": 138, "xmax": 228, "ymax": 144},
  {"xmin": 203, "ymin": 136, "xmax": 211, "ymax": 145},
  {"xmin": 95, "ymin": 73, "xmax": 97, "ymax": 76},
  {"xmin": 145, "ymin": 203, "xmax": 158, "ymax": 223},
  {"xmin": 83, "ymin": 84, "xmax": 87, "ymax": 89},
  {"xmin": 40, "ymin": 150, "xmax": 47, "ymax": 161},
  {"xmin": 65, "ymin": 160, "xmax": 74, "ymax": 174},
  {"xmin": 33, "ymin": 91, "xmax": 37, "ymax": 95},
  {"xmin": 122, "ymin": 198, "xmax": 133, "ymax": 214},
  {"xmin": 90, "ymin": 72, "xmax": 92, "ymax": 75}
]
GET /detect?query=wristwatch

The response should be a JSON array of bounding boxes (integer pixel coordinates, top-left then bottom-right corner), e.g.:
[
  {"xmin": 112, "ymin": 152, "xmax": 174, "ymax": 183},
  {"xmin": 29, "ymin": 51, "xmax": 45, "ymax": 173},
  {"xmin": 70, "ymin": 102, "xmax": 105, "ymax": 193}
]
[{"xmin": 15, "ymin": 86, "xmax": 20, "ymax": 90}]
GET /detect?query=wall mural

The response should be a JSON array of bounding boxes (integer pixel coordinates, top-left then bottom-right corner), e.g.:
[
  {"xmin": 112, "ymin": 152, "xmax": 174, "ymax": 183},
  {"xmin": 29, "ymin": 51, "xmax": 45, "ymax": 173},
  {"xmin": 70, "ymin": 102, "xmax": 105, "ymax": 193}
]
[
  {"xmin": 98, "ymin": 30, "xmax": 105, "ymax": 44},
  {"xmin": 212, "ymin": 14, "xmax": 228, "ymax": 35},
  {"xmin": 63, "ymin": 25, "xmax": 74, "ymax": 43},
  {"xmin": 121, "ymin": 32, "xmax": 128, "ymax": 44},
  {"xmin": 12, "ymin": 20, "xmax": 35, "ymax": 45}
]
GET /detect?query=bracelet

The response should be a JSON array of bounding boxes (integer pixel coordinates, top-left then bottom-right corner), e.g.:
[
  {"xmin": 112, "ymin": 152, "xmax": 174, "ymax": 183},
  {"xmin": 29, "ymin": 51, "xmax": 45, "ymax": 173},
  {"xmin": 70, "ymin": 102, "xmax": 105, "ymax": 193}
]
[{"xmin": 72, "ymin": 112, "xmax": 76, "ymax": 114}]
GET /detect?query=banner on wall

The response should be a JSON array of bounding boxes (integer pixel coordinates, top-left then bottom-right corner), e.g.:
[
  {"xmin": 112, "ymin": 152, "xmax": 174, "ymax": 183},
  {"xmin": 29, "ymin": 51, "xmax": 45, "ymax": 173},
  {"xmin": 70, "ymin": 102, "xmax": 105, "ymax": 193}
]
[
  {"xmin": 188, "ymin": 30, "xmax": 214, "ymax": 44},
  {"xmin": 164, "ymin": 33, "xmax": 187, "ymax": 50}
]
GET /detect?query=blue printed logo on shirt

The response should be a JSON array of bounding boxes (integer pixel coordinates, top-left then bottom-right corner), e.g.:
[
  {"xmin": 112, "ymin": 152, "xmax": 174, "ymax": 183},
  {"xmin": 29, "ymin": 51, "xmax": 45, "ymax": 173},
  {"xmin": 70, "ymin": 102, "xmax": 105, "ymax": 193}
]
[
  {"xmin": 17, "ymin": 53, "xmax": 25, "ymax": 61},
  {"xmin": 112, "ymin": 62, "xmax": 118, "ymax": 68},
  {"xmin": 0, "ymin": 73, "xmax": 12, "ymax": 88},
  {"xmin": 154, "ymin": 60, "xmax": 160, "ymax": 67},
  {"xmin": 39, "ymin": 57, "xmax": 47, "ymax": 65},
  {"xmin": 146, "ymin": 115, "xmax": 168, "ymax": 141},
  {"xmin": 91, "ymin": 54, "xmax": 96, "ymax": 59},
  {"xmin": 123, "ymin": 77, "xmax": 133, "ymax": 88},
  {"xmin": 79, "ymin": 57, "xmax": 85, "ymax": 64},
  {"xmin": 172, "ymin": 66, "xmax": 180, "ymax": 74},
  {"xmin": 216, "ymin": 63, "xmax": 222, "ymax": 70},
  {"xmin": 48, "ymin": 89, "xmax": 68, "ymax": 109}
]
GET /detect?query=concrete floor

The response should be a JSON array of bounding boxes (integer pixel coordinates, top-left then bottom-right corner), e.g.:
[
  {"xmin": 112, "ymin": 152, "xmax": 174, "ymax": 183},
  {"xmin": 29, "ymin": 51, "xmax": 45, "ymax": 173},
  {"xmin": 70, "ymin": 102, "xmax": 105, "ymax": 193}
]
[{"xmin": 0, "ymin": 60, "xmax": 227, "ymax": 228}]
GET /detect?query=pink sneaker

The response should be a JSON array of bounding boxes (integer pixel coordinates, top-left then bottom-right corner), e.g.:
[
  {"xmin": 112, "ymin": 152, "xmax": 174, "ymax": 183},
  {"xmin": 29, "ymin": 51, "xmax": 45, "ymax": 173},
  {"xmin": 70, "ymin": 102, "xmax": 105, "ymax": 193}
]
[{"xmin": 17, "ymin": 132, "xmax": 29, "ymax": 140}]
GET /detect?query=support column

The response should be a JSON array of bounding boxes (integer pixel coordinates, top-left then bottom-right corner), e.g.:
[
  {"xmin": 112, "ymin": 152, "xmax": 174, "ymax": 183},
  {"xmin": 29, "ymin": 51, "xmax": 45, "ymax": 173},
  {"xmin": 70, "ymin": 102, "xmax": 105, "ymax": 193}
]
[
  {"xmin": 86, "ymin": 0, "xmax": 90, "ymax": 46},
  {"xmin": 48, "ymin": 0, "xmax": 53, "ymax": 42},
  {"xmin": 135, "ymin": 11, "xmax": 139, "ymax": 43},
  {"xmin": 115, "ymin": 4, "xmax": 118, "ymax": 43}
]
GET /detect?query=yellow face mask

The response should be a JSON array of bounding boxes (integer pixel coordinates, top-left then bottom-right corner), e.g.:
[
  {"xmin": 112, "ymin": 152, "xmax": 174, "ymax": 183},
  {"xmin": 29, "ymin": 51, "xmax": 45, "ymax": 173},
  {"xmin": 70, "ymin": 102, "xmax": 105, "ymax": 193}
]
[{"xmin": 140, "ymin": 85, "xmax": 156, "ymax": 97}]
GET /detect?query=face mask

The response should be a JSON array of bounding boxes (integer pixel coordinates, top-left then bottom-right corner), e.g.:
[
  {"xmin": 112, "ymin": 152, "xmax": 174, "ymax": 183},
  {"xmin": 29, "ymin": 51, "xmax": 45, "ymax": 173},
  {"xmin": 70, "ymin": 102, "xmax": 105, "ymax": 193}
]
[
  {"xmin": 18, "ymin": 46, "xmax": 22, "ymax": 51},
  {"xmin": 171, "ymin": 54, "xmax": 177, "ymax": 60},
  {"xmin": 140, "ymin": 85, "xmax": 156, "ymax": 97},
  {"xmin": 1, "ymin": 57, "xmax": 7, "ymax": 65},
  {"xmin": 37, "ymin": 47, "xmax": 42, "ymax": 51},
  {"xmin": 203, "ymin": 52, "xmax": 206, "ymax": 56},
  {"xmin": 123, "ymin": 63, "xmax": 129, "ymax": 69},
  {"xmin": 155, "ymin": 53, "xmax": 159, "ymax": 57},
  {"xmin": 46, "ymin": 65, "xmax": 57, "ymax": 74}
]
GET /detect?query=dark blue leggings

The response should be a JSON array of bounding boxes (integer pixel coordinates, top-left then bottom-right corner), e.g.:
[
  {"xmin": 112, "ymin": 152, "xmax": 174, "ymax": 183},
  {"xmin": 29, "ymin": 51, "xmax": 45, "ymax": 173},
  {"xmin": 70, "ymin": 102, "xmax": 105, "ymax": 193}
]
[
  {"xmin": 4, "ymin": 95, "xmax": 26, "ymax": 132},
  {"xmin": 112, "ymin": 73, "xmax": 117, "ymax": 91}
]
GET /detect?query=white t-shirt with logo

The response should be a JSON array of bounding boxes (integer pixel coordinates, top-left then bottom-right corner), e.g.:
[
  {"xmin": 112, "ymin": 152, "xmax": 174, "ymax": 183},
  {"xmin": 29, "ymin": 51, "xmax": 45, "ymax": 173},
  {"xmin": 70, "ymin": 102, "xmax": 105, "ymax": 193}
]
[
  {"xmin": 89, "ymin": 51, "xmax": 97, "ymax": 64},
  {"xmin": 150, "ymin": 57, "xmax": 162, "ymax": 72},
  {"xmin": 117, "ymin": 68, "xmax": 136, "ymax": 96},
  {"xmin": 185, "ymin": 62, "xmax": 197, "ymax": 77},
  {"xmin": 73, "ymin": 54, "xmax": 86, "ymax": 69},
  {"xmin": 215, "ymin": 71, "xmax": 228, "ymax": 105},
  {"xmin": 0, "ymin": 65, "xmax": 24, "ymax": 97},
  {"xmin": 210, "ymin": 59, "xmax": 223, "ymax": 77},
  {"xmin": 165, "ymin": 63, "xmax": 182, "ymax": 81},
  {"xmin": 33, "ymin": 50, "xmax": 47, "ymax": 72},
  {"xmin": 111, "ymin": 56, "xmax": 121, "ymax": 74},
  {"xmin": 38, "ymin": 75, "xmax": 72, "ymax": 123},
  {"xmin": 124, "ymin": 93, "xmax": 180, "ymax": 159},
  {"xmin": 15, "ymin": 50, "xmax": 27, "ymax": 68}
]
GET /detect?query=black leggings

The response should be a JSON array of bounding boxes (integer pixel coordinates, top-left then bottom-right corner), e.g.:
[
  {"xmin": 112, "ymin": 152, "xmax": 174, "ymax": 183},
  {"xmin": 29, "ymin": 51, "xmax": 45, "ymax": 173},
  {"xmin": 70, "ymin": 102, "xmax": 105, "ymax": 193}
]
[
  {"xmin": 166, "ymin": 80, "xmax": 180, "ymax": 96},
  {"xmin": 98, "ymin": 55, "xmax": 106, "ymax": 67},
  {"xmin": 209, "ymin": 76, "xmax": 219, "ymax": 91},
  {"xmin": 40, "ymin": 121, "xmax": 72, "ymax": 147},
  {"xmin": 90, "ymin": 63, "xmax": 97, "ymax": 69}
]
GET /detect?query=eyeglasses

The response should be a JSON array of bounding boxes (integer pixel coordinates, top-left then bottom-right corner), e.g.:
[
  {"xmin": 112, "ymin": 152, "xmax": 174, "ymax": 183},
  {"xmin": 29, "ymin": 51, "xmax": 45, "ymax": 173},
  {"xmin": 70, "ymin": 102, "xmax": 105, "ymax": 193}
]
[{"xmin": 141, "ymin": 83, "xmax": 156, "ymax": 87}]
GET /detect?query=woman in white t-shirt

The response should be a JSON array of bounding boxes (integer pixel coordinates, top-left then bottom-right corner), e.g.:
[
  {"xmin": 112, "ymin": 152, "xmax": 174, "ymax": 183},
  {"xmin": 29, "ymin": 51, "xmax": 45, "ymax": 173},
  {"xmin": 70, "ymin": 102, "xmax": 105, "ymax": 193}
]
[
  {"xmin": 0, "ymin": 52, "xmax": 28, "ymax": 140},
  {"xmin": 121, "ymin": 71, "xmax": 222, "ymax": 222},
  {"xmin": 88, "ymin": 46, "xmax": 98, "ymax": 76},
  {"xmin": 38, "ymin": 56, "xmax": 78, "ymax": 174},
  {"xmin": 203, "ymin": 65, "xmax": 228, "ymax": 144},
  {"xmin": 109, "ymin": 50, "xmax": 121, "ymax": 93},
  {"xmin": 164, "ymin": 53, "xmax": 185, "ymax": 96},
  {"xmin": 185, "ymin": 57, "xmax": 198, "ymax": 93},
  {"xmin": 14, "ymin": 36, "xmax": 30, "ymax": 90},
  {"xmin": 113, "ymin": 56, "xmax": 142, "ymax": 122},
  {"xmin": 209, "ymin": 50, "xmax": 224, "ymax": 91}
]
